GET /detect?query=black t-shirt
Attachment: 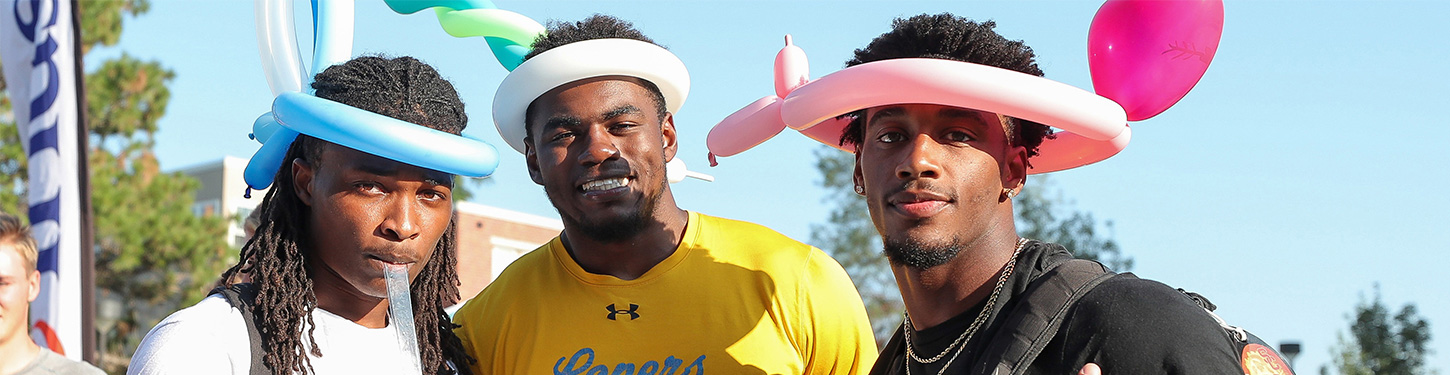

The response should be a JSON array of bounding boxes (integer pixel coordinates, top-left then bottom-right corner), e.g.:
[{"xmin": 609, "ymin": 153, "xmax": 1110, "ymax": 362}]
[{"xmin": 870, "ymin": 241, "xmax": 1242, "ymax": 375}]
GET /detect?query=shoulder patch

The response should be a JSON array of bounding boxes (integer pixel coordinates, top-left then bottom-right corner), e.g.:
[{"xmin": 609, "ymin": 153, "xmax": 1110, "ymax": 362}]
[{"xmin": 1241, "ymin": 343, "xmax": 1291, "ymax": 375}]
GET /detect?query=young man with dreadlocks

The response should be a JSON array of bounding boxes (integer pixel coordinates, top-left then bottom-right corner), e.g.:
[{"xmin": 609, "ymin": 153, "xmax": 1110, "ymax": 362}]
[
  {"xmin": 452, "ymin": 15, "xmax": 876, "ymax": 375},
  {"xmin": 796, "ymin": 14, "xmax": 1288, "ymax": 375},
  {"xmin": 129, "ymin": 56, "xmax": 480, "ymax": 375}
]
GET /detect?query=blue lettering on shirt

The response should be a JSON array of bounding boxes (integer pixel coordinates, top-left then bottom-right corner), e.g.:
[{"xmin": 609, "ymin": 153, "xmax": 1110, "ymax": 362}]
[{"xmin": 554, "ymin": 348, "xmax": 707, "ymax": 375}]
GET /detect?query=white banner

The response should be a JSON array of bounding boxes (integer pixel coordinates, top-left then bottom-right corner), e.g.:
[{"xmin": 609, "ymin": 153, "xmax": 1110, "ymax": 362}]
[{"xmin": 0, "ymin": 0, "xmax": 83, "ymax": 360}]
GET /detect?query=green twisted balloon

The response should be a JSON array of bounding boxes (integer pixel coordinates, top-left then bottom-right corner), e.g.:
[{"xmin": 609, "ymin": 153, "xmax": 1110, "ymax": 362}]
[{"xmin": 385, "ymin": 0, "xmax": 544, "ymax": 71}]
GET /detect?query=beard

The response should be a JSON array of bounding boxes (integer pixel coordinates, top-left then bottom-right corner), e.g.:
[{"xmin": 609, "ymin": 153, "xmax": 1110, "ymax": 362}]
[
  {"xmin": 882, "ymin": 235, "xmax": 963, "ymax": 270},
  {"xmin": 572, "ymin": 209, "xmax": 649, "ymax": 243},
  {"xmin": 561, "ymin": 174, "xmax": 666, "ymax": 244}
]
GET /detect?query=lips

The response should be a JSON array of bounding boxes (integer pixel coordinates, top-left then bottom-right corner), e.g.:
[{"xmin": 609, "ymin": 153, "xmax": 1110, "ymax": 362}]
[
  {"xmin": 366, "ymin": 254, "xmax": 415, "ymax": 266},
  {"xmin": 888, "ymin": 190, "xmax": 953, "ymax": 218}
]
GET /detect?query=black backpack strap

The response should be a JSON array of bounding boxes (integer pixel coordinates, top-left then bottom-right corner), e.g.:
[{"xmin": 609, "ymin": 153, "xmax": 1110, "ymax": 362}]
[
  {"xmin": 972, "ymin": 259, "xmax": 1120, "ymax": 375},
  {"xmin": 212, "ymin": 284, "xmax": 273, "ymax": 375}
]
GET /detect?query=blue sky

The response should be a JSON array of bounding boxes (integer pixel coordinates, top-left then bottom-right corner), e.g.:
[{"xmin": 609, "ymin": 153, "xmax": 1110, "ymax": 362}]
[{"xmin": 88, "ymin": 1, "xmax": 1449, "ymax": 372}]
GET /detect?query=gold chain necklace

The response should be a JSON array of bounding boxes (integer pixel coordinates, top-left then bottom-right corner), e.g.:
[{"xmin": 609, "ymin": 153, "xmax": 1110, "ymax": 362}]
[{"xmin": 903, "ymin": 238, "xmax": 1029, "ymax": 375}]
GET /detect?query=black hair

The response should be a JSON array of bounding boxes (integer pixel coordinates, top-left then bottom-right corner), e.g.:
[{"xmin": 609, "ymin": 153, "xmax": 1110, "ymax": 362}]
[
  {"xmin": 521, "ymin": 14, "xmax": 668, "ymax": 138},
  {"xmin": 838, "ymin": 13, "xmax": 1055, "ymax": 162},
  {"xmin": 219, "ymin": 55, "xmax": 473, "ymax": 375}
]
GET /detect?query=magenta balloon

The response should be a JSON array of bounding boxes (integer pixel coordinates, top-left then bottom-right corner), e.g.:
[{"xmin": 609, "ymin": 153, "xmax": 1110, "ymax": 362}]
[{"xmin": 1089, "ymin": 0, "xmax": 1224, "ymax": 121}]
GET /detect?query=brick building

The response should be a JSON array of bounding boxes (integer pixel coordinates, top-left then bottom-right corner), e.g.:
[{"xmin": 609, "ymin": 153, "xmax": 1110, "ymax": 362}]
[{"xmin": 452, "ymin": 201, "xmax": 561, "ymax": 303}]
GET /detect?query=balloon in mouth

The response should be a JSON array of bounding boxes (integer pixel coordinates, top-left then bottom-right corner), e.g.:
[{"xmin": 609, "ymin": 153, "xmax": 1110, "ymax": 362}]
[{"xmin": 385, "ymin": 264, "xmax": 421, "ymax": 374}]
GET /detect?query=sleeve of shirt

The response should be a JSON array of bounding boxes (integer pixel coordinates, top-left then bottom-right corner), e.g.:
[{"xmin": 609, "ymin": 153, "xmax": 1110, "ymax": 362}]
[
  {"xmin": 796, "ymin": 248, "xmax": 879, "ymax": 375},
  {"xmin": 1048, "ymin": 277, "xmax": 1242, "ymax": 375},
  {"xmin": 127, "ymin": 297, "xmax": 247, "ymax": 375}
]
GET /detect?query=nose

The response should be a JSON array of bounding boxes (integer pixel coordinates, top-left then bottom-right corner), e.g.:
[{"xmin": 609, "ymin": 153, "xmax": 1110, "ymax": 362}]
[
  {"xmin": 895, "ymin": 134, "xmax": 941, "ymax": 180},
  {"xmin": 378, "ymin": 197, "xmax": 421, "ymax": 242},
  {"xmin": 577, "ymin": 126, "xmax": 620, "ymax": 166}
]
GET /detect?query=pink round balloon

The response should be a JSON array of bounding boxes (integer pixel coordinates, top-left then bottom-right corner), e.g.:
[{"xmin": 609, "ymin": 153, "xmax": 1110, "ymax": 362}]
[{"xmin": 1089, "ymin": 0, "xmax": 1224, "ymax": 121}]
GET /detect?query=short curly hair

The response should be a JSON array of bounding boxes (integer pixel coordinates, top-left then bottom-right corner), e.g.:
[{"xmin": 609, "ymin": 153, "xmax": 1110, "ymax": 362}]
[
  {"xmin": 838, "ymin": 13, "xmax": 1055, "ymax": 162},
  {"xmin": 522, "ymin": 14, "xmax": 668, "ymax": 136}
]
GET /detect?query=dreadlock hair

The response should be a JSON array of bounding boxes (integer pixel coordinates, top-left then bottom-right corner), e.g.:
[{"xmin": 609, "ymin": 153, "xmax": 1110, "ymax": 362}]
[
  {"xmin": 219, "ymin": 55, "xmax": 473, "ymax": 375},
  {"xmin": 838, "ymin": 13, "xmax": 1056, "ymax": 164},
  {"xmin": 520, "ymin": 14, "xmax": 669, "ymax": 138}
]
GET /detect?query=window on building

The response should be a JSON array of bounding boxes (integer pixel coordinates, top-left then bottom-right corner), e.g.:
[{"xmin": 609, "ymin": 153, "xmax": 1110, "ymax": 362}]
[{"xmin": 489, "ymin": 237, "xmax": 538, "ymax": 279}]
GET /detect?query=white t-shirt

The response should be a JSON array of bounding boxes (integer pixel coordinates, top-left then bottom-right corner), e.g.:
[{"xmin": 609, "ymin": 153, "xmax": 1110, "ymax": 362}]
[{"xmin": 127, "ymin": 295, "xmax": 418, "ymax": 374}]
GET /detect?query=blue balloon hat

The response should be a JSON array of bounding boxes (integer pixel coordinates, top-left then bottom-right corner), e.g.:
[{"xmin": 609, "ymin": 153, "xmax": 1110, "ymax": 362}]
[
  {"xmin": 243, "ymin": 93, "xmax": 500, "ymax": 191},
  {"xmin": 244, "ymin": 0, "xmax": 521, "ymax": 193}
]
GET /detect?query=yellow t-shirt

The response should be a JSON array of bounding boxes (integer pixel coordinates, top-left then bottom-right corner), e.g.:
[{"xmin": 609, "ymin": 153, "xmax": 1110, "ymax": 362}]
[{"xmin": 454, "ymin": 211, "xmax": 876, "ymax": 375}]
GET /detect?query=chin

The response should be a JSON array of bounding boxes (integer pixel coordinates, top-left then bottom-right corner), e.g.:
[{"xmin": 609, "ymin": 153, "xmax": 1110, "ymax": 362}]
[
  {"xmin": 576, "ymin": 214, "xmax": 649, "ymax": 243},
  {"xmin": 351, "ymin": 279, "xmax": 391, "ymax": 299},
  {"xmin": 882, "ymin": 234, "xmax": 964, "ymax": 270}
]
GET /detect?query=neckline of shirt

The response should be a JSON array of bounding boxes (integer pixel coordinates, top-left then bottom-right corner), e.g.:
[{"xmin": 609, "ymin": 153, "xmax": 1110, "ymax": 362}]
[{"xmin": 551, "ymin": 210, "xmax": 701, "ymax": 286}]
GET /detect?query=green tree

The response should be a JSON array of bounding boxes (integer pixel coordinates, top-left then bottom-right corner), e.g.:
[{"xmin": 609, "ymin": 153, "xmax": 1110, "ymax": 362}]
[
  {"xmin": 0, "ymin": 84, "xmax": 25, "ymax": 216},
  {"xmin": 1013, "ymin": 174, "xmax": 1132, "ymax": 271},
  {"xmin": 810, "ymin": 146, "xmax": 1132, "ymax": 343},
  {"xmin": 77, "ymin": 0, "xmax": 149, "ymax": 55},
  {"xmin": 0, "ymin": 1, "xmax": 232, "ymax": 372},
  {"xmin": 86, "ymin": 54, "xmax": 172, "ymax": 148},
  {"xmin": 1322, "ymin": 285, "xmax": 1434, "ymax": 375}
]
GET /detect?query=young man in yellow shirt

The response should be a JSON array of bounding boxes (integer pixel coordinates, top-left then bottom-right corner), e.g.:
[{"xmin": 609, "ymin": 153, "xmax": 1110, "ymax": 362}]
[{"xmin": 453, "ymin": 15, "xmax": 876, "ymax": 375}]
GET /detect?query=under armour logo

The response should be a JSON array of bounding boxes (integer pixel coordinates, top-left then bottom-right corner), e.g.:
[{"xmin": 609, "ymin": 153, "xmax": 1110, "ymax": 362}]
[{"xmin": 606, "ymin": 303, "xmax": 640, "ymax": 320}]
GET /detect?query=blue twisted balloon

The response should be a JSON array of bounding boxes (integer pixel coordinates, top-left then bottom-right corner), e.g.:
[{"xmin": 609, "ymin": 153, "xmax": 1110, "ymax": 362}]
[{"xmin": 244, "ymin": 0, "xmax": 504, "ymax": 193}]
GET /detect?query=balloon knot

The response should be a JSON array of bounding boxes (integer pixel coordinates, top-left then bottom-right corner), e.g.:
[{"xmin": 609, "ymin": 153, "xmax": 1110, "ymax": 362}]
[
  {"xmin": 708, "ymin": 153, "xmax": 718, "ymax": 167},
  {"xmin": 244, "ymin": 188, "xmax": 252, "ymax": 199}
]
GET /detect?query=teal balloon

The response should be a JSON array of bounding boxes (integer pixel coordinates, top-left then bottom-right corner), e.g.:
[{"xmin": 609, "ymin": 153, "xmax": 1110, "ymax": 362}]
[
  {"xmin": 484, "ymin": 37, "xmax": 529, "ymax": 71},
  {"xmin": 385, "ymin": 0, "xmax": 495, "ymax": 14}
]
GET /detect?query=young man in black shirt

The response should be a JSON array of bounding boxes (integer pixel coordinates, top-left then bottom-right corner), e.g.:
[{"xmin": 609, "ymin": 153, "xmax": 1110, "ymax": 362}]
[{"xmin": 826, "ymin": 14, "xmax": 1289, "ymax": 375}]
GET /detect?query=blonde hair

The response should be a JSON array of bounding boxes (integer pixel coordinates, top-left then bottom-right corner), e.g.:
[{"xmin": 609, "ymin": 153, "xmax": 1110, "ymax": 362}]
[{"xmin": 0, "ymin": 212, "xmax": 38, "ymax": 272}]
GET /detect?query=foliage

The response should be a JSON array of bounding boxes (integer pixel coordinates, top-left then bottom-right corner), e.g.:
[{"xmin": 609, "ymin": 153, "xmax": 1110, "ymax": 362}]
[
  {"xmin": 86, "ymin": 54, "xmax": 172, "ymax": 148},
  {"xmin": 1013, "ymin": 175, "xmax": 1133, "ymax": 271},
  {"xmin": 809, "ymin": 146, "xmax": 1132, "ymax": 343},
  {"xmin": 77, "ymin": 0, "xmax": 149, "ymax": 55},
  {"xmin": 1322, "ymin": 285, "xmax": 1435, "ymax": 375},
  {"xmin": 0, "ymin": 91, "xmax": 25, "ymax": 217}
]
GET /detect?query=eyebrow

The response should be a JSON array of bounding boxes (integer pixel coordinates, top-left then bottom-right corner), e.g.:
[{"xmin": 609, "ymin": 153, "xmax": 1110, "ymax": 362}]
[
  {"xmin": 425, "ymin": 176, "xmax": 453, "ymax": 188},
  {"xmin": 602, "ymin": 104, "xmax": 643, "ymax": 120},
  {"xmin": 354, "ymin": 159, "xmax": 454, "ymax": 188},
  {"xmin": 355, "ymin": 161, "xmax": 399, "ymax": 177},
  {"xmin": 938, "ymin": 107, "xmax": 980, "ymax": 120},
  {"xmin": 867, "ymin": 106, "xmax": 906, "ymax": 125},
  {"xmin": 541, "ymin": 115, "xmax": 583, "ymax": 132}
]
